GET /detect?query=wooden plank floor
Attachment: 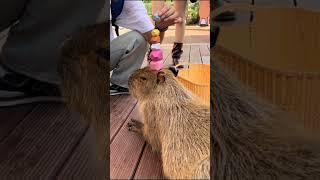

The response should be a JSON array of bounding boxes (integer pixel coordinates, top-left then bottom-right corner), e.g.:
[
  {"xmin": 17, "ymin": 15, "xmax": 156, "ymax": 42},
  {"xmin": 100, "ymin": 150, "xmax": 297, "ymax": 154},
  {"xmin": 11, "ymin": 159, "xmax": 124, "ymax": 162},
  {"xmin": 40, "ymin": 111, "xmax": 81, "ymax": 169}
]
[
  {"xmin": 0, "ymin": 103, "xmax": 104, "ymax": 179},
  {"xmin": 110, "ymin": 43, "xmax": 210, "ymax": 179}
]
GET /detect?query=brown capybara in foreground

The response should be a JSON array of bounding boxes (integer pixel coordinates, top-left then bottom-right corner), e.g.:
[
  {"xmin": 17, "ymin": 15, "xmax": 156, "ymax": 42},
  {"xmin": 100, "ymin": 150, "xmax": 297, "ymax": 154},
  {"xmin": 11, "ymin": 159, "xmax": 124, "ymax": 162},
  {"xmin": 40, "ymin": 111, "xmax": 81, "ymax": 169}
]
[
  {"xmin": 57, "ymin": 22, "xmax": 108, "ymax": 178},
  {"xmin": 211, "ymin": 60, "xmax": 320, "ymax": 180},
  {"xmin": 127, "ymin": 67, "xmax": 210, "ymax": 179}
]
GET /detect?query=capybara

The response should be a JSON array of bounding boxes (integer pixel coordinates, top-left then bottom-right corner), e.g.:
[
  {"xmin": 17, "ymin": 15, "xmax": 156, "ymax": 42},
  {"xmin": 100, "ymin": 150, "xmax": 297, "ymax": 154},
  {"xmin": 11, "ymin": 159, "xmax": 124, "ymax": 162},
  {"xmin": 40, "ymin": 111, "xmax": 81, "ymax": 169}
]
[
  {"xmin": 57, "ymin": 22, "xmax": 108, "ymax": 178},
  {"xmin": 127, "ymin": 67, "xmax": 210, "ymax": 179}
]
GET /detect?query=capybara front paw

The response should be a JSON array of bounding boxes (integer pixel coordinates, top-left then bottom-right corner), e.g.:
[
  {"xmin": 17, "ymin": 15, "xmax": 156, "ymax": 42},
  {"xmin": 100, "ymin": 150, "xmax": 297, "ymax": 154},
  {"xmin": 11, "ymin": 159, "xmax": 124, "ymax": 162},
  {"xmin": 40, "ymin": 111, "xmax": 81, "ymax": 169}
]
[{"xmin": 127, "ymin": 119, "xmax": 144, "ymax": 133}]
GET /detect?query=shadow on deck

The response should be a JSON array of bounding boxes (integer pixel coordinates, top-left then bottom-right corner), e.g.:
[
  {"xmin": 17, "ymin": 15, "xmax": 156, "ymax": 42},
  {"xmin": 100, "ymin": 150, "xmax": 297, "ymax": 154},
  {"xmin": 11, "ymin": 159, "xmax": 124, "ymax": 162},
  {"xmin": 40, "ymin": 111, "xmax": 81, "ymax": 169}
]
[{"xmin": 0, "ymin": 103, "xmax": 103, "ymax": 178}]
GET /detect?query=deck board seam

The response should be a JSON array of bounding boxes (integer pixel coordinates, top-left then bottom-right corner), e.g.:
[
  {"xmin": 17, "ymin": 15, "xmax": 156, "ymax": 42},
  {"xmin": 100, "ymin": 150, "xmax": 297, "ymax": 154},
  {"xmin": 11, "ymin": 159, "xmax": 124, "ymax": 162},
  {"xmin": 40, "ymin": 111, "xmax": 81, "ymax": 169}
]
[
  {"xmin": 164, "ymin": 51, "xmax": 171, "ymax": 64},
  {"xmin": 54, "ymin": 122, "xmax": 90, "ymax": 177},
  {"xmin": 131, "ymin": 142, "xmax": 147, "ymax": 179},
  {"xmin": 110, "ymin": 101, "xmax": 138, "ymax": 144},
  {"xmin": 199, "ymin": 46, "xmax": 204, "ymax": 64},
  {"xmin": 110, "ymin": 95, "xmax": 121, "ymax": 106},
  {"xmin": 0, "ymin": 104, "xmax": 37, "ymax": 143}
]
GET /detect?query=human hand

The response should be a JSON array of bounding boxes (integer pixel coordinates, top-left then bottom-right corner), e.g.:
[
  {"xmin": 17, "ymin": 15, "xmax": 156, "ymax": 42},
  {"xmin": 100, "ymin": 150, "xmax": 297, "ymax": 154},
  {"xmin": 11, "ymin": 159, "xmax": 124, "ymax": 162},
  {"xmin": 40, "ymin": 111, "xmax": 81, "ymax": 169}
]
[{"xmin": 154, "ymin": 5, "xmax": 183, "ymax": 30}]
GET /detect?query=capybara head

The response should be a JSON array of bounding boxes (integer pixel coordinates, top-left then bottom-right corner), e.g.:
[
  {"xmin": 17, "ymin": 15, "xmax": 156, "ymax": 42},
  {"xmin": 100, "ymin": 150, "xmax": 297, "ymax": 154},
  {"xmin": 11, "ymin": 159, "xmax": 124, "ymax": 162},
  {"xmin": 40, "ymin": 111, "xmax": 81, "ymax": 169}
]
[
  {"xmin": 128, "ymin": 67, "xmax": 191, "ymax": 101},
  {"xmin": 58, "ymin": 22, "xmax": 108, "ymax": 86},
  {"xmin": 60, "ymin": 22, "xmax": 108, "ymax": 60}
]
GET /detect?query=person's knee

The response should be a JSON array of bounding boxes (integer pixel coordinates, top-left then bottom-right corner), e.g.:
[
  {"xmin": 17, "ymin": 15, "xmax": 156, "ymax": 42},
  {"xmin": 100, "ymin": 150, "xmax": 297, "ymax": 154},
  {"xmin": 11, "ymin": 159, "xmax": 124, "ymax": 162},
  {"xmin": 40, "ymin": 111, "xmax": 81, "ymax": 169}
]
[{"xmin": 126, "ymin": 31, "xmax": 148, "ymax": 50}]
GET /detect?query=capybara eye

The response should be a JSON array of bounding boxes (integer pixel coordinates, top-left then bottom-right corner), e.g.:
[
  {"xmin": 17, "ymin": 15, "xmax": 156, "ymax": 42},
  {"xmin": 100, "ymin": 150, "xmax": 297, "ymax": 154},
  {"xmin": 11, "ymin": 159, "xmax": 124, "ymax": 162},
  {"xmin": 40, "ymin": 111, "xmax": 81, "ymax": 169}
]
[{"xmin": 140, "ymin": 77, "xmax": 147, "ymax": 81}]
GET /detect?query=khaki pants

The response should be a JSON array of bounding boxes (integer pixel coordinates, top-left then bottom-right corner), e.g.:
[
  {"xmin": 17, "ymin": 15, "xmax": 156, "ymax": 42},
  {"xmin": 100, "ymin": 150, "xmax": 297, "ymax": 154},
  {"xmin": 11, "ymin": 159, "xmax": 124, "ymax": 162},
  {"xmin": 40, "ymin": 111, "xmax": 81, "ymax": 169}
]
[{"xmin": 110, "ymin": 31, "xmax": 148, "ymax": 88}]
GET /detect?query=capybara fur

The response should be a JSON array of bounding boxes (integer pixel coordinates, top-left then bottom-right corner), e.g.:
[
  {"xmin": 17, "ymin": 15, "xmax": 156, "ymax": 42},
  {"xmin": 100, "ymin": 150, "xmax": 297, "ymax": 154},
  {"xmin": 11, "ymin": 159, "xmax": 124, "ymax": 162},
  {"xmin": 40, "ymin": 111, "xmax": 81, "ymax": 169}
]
[
  {"xmin": 211, "ymin": 59, "xmax": 320, "ymax": 180},
  {"xmin": 57, "ymin": 22, "xmax": 108, "ymax": 177},
  {"xmin": 127, "ymin": 67, "xmax": 210, "ymax": 179}
]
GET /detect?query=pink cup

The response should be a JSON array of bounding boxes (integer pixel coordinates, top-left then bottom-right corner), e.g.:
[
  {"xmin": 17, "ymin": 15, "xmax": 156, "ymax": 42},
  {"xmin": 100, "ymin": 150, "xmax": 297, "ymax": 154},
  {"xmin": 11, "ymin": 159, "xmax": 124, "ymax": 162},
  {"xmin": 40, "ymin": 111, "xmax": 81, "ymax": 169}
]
[
  {"xmin": 149, "ymin": 60, "xmax": 164, "ymax": 71},
  {"xmin": 149, "ymin": 49, "xmax": 163, "ymax": 61}
]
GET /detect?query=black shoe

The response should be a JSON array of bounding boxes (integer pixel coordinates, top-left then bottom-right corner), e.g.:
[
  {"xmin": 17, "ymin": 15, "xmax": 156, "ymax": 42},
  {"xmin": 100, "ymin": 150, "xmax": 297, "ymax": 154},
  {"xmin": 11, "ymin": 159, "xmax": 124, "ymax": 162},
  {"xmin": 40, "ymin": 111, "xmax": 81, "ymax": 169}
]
[
  {"xmin": 0, "ymin": 65, "xmax": 63, "ymax": 107},
  {"xmin": 110, "ymin": 84, "xmax": 129, "ymax": 96}
]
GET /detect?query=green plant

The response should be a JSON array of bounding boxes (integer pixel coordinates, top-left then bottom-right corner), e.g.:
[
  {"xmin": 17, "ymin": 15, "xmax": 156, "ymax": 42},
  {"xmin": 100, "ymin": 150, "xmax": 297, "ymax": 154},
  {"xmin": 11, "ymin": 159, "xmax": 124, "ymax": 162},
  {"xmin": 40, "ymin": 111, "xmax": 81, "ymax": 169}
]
[
  {"xmin": 144, "ymin": 2, "xmax": 152, "ymax": 16},
  {"xmin": 186, "ymin": 2, "xmax": 199, "ymax": 25}
]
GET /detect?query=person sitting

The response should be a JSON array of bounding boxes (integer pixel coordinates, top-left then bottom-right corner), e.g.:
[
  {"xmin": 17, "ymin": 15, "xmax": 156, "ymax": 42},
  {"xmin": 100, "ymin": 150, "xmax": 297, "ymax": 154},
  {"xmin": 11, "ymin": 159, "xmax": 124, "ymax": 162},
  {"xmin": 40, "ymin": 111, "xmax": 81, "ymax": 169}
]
[{"xmin": 110, "ymin": 0, "xmax": 182, "ymax": 95}]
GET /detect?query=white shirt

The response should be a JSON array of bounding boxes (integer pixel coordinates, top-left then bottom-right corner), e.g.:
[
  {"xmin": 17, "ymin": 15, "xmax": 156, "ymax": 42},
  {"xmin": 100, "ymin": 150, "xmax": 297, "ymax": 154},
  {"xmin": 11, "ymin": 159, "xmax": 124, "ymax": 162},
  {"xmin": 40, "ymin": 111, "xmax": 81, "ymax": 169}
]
[{"xmin": 110, "ymin": 0, "xmax": 155, "ymax": 41}]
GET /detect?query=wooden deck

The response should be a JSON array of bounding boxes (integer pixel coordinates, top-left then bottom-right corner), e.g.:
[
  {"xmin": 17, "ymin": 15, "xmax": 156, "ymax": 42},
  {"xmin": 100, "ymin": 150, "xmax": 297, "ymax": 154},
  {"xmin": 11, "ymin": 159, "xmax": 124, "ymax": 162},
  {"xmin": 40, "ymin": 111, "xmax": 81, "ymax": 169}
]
[
  {"xmin": 0, "ymin": 103, "xmax": 104, "ymax": 178},
  {"xmin": 110, "ymin": 43, "xmax": 210, "ymax": 179}
]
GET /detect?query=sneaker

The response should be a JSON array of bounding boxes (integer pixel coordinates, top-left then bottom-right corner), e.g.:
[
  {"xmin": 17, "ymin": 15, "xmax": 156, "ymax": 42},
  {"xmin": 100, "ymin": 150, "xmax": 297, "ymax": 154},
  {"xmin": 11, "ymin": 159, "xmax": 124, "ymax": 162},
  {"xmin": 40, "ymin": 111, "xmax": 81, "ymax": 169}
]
[
  {"xmin": 110, "ymin": 84, "xmax": 129, "ymax": 96},
  {"xmin": 0, "ymin": 65, "xmax": 63, "ymax": 107},
  {"xmin": 199, "ymin": 18, "xmax": 209, "ymax": 27}
]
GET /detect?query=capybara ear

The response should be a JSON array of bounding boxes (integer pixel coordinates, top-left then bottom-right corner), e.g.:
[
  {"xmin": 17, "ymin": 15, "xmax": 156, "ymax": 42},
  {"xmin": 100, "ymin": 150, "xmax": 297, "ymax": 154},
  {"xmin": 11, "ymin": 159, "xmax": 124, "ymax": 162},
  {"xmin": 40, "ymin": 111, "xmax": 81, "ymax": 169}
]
[
  {"xmin": 168, "ymin": 66, "xmax": 179, "ymax": 77},
  {"xmin": 157, "ymin": 71, "xmax": 166, "ymax": 84}
]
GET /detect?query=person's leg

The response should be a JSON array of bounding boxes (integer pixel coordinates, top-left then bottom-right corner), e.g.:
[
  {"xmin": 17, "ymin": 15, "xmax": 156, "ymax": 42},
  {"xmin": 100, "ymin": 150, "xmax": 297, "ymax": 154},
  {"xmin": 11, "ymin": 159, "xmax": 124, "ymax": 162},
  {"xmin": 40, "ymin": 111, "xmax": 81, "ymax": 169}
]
[
  {"xmin": 110, "ymin": 31, "xmax": 148, "ymax": 94},
  {"xmin": 174, "ymin": 1, "xmax": 187, "ymax": 44},
  {"xmin": 1, "ymin": 0, "xmax": 105, "ymax": 85},
  {"xmin": 152, "ymin": 0, "xmax": 165, "ymax": 15},
  {"xmin": 199, "ymin": 0, "xmax": 210, "ymax": 26},
  {"xmin": 172, "ymin": 0, "xmax": 187, "ymax": 65},
  {"xmin": 0, "ymin": 0, "xmax": 106, "ymax": 106}
]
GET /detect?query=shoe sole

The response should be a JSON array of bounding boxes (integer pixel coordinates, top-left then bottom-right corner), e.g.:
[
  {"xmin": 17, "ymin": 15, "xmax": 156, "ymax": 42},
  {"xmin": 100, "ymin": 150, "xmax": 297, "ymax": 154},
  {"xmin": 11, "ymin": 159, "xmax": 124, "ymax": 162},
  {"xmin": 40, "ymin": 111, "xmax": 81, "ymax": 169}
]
[
  {"xmin": 0, "ymin": 96, "xmax": 65, "ymax": 107},
  {"xmin": 110, "ymin": 92, "xmax": 130, "ymax": 96}
]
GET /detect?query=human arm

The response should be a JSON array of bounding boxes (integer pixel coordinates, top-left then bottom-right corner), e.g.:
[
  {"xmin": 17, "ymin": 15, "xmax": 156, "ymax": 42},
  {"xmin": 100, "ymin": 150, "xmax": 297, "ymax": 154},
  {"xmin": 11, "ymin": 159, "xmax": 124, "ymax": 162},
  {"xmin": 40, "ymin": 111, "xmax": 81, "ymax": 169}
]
[
  {"xmin": 152, "ymin": 3, "xmax": 183, "ymax": 43},
  {"xmin": 141, "ymin": 4, "xmax": 183, "ymax": 44},
  {"xmin": 115, "ymin": 1, "xmax": 181, "ymax": 44},
  {"xmin": 115, "ymin": 1, "xmax": 154, "ymax": 43}
]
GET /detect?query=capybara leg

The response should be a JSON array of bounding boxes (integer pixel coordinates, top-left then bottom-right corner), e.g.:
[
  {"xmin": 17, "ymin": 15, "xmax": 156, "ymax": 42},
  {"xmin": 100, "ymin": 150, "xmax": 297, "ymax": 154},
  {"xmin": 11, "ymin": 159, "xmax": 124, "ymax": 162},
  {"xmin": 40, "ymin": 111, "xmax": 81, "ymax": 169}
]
[{"xmin": 127, "ymin": 119, "xmax": 144, "ymax": 134}]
